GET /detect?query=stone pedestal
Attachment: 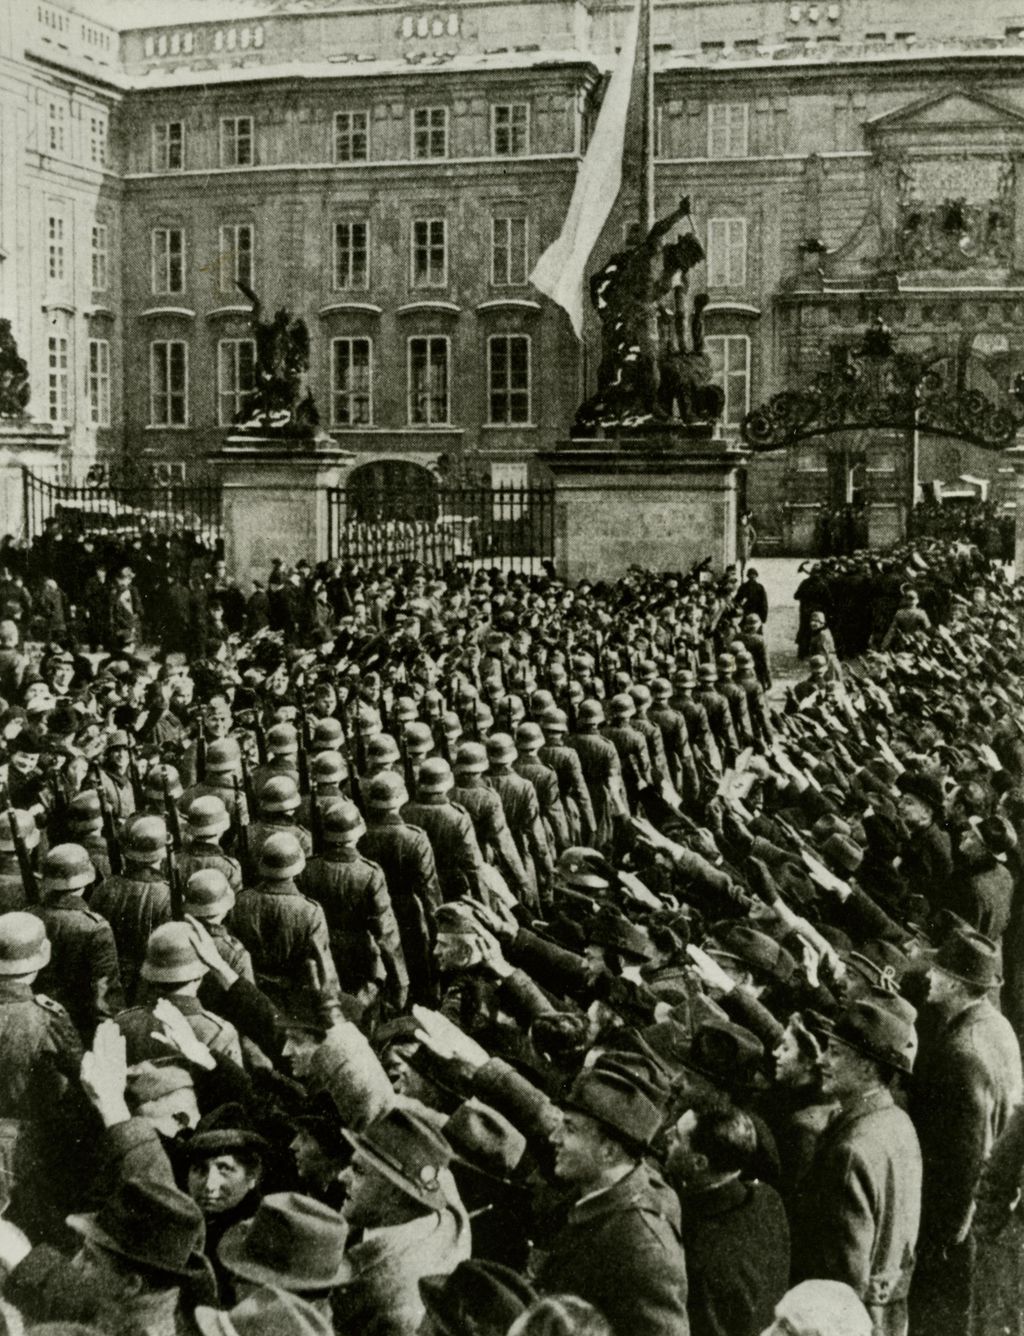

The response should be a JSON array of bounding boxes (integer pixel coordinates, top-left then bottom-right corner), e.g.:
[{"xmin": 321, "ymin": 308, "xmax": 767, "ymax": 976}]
[
  {"xmin": 539, "ymin": 427, "xmax": 749, "ymax": 581},
  {"xmin": 0, "ymin": 420, "xmax": 67, "ymax": 540},
  {"xmin": 212, "ymin": 432, "xmax": 356, "ymax": 581}
]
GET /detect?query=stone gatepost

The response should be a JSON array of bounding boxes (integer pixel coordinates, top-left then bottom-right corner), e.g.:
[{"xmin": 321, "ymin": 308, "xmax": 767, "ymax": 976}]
[
  {"xmin": 211, "ymin": 432, "xmax": 355, "ymax": 582},
  {"xmin": 1, "ymin": 420, "xmax": 67, "ymax": 540},
  {"xmin": 539, "ymin": 427, "xmax": 749, "ymax": 581}
]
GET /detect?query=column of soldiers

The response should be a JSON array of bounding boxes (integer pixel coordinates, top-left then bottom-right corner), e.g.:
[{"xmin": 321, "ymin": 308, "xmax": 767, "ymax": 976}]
[{"xmin": 0, "ymin": 542, "xmax": 1023, "ymax": 1336}]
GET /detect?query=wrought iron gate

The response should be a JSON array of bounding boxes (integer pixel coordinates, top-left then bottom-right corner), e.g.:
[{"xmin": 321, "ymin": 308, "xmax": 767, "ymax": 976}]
[{"xmin": 22, "ymin": 468, "xmax": 223, "ymax": 546}]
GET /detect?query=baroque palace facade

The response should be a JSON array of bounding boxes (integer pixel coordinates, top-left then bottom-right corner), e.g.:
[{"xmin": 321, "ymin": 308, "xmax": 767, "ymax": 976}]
[{"xmin": 6, "ymin": 0, "xmax": 1024, "ymax": 540}]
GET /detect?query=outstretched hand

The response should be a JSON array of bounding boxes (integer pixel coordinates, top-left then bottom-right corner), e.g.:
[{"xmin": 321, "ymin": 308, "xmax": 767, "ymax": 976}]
[
  {"xmin": 80, "ymin": 1019, "xmax": 131, "ymax": 1128},
  {"xmin": 412, "ymin": 1005, "xmax": 490, "ymax": 1071},
  {"xmin": 150, "ymin": 997, "xmax": 216, "ymax": 1072}
]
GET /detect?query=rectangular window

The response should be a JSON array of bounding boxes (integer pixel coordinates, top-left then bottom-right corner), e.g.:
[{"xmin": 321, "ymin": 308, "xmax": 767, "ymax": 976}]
[
  {"xmin": 220, "ymin": 115, "xmax": 253, "ymax": 167},
  {"xmin": 491, "ymin": 103, "xmax": 530, "ymax": 156},
  {"xmin": 491, "ymin": 461, "xmax": 529, "ymax": 519},
  {"xmin": 487, "ymin": 334, "xmax": 531, "ymax": 424},
  {"xmin": 47, "ymin": 214, "xmax": 65, "ymax": 281},
  {"xmin": 151, "ymin": 227, "xmax": 184, "ymax": 295},
  {"xmin": 47, "ymin": 101, "xmax": 65, "ymax": 153},
  {"xmin": 91, "ymin": 223, "xmax": 109, "ymax": 291},
  {"xmin": 88, "ymin": 339, "xmax": 111, "ymax": 427},
  {"xmin": 150, "ymin": 340, "xmax": 188, "ymax": 425},
  {"xmin": 491, "ymin": 217, "xmax": 528, "ymax": 286},
  {"xmin": 331, "ymin": 338, "xmax": 373, "ymax": 427},
  {"xmin": 152, "ymin": 121, "xmax": 184, "ymax": 171},
  {"xmin": 707, "ymin": 102, "xmax": 749, "ymax": 158},
  {"xmin": 408, "ymin": 336, "xmax": 450, "ymax": 425},
  {"xmin": 412, "ymin": 107, "xmax": 448, "ymax": 159},
  {"xmin": 707, "ymin": 217, "xmax": 748, "ymax": 288},
  {"xmin": 333, "ymin": 221, "xmax": 369, "ymax": 290},
  {"xmin": 411, "ymin": 218, "xmax": 447, "ymax": 288},
  {"xmin": 89, "ymin": 114, "xmax": 108, "ymax": 167},
  {"xmin": 334, "ymin": 110, "xmax": 369, "ymax": 162},
  {"xmin": 48, "ymin": 334, "xmax": 69, "ymax": 423},
  {"xmin": 218, "ymin": 223, "xmax": 254, "ymax": 293},
  {"xmin": 706, "ymin": 334, "xmax": 750, "ymax": 426},
  {"xmin": 217, "ymin": 338, "xmax": 256, "ymax": 425}
]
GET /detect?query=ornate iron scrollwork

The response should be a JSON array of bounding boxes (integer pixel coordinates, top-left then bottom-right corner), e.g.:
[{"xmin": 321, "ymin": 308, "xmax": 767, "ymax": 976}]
[{"xmin": 742, "ymin": 319, "xmax": 1024, "ymax": 451}]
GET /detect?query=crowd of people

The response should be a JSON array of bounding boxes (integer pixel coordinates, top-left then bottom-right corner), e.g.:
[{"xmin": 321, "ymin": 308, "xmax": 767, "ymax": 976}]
[{"xmin": 0, "ymin": 531, "xmax": 1023, "ymax": 1336}]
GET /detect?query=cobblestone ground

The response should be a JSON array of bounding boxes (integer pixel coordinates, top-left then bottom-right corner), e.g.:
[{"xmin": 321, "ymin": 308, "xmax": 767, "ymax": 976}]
[{"xmin": 745, "ymin": 556, "xmax": 805, "ymax": 705}]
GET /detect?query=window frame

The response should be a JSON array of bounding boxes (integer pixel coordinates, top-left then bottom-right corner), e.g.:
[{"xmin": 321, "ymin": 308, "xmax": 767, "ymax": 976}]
[
  {"xmin": 490, "ymin": 216, "xmax": 529, "ymax": 287},
  {"xmin": 407, "ymin": 335, "xmax": 451, "ymax": 426},
  {"xmin": 486, "ymin": 333, "xmax": 532, "ymax": 426},
  {"xmin": 218, "ymin": 222, "xmax": 255, "ymax": 294},
  {"xmin": 334, "ymin": 109, "xmax": 370, "ymax": 163},
  {"xmin": 91, "ymin": 222, "xmax": 109, "ymax": 291},
  {"xmin": 216, "ymin": 337, "xmax": 256, "ymax": 426},
  {"xmin": 411, "ymin": 106, "xmax": 449, "ymax": 160},
  {"xmin": 706, "ymin": 333, "xmax": 751, "ymax": 427},
  {"xmin": 151, "ymin": 226, "xmax": 185, "ymax": 296},
  {"xmin": 149, "ymin": 339, "xmax": 189, "ymax": 427},
  {"xmin": 707, "ymin": 102, "xmax": 750, "ymax": 159},
  {"xmin": 330, "ymin": 336, "xmax": 374, "ymax": 428},
  {"xmin": 47, "ymin": 213, "xmax": 65, "ymax": 282},
  {"xmin": 411, "ymin": 217, "xmax": 448, "ymax": 289},
  {"xmin": 88, "ymin": 338, "xmax": 111, "ymax": 427},
  {"xmin": 152, "ymin": 120, "xmax": 185, "ymax": 172},
  {"xmin": 89, "ymin": 113, "xmax": 108, "ymax": 168},
  {"xmin": 491, "ymin": 102, "xmax": 531, "ymax": 157},
  {"xmin": 332, "ymin": 219, "xmax": 370, "ymax": 291},
  {"xmin": 219, "ymin": 115, "xmax": 254, "ymax": 168},
  {"xmin": 47, "ymin": 330, "xmax": 69, "ymax": 424},
  {"xmin": 707, "ymin": 216, "xmax": 748, "ymax": 289}
]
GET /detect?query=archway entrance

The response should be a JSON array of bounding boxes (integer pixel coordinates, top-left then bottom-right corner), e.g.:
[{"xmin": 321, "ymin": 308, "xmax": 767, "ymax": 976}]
[{"xmin": 346, "ymin": 459, "xmax": 439, "ymax": 521}]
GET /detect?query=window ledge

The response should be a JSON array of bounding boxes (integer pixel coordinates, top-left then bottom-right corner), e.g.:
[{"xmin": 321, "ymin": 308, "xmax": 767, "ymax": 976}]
[
  {"xmin": 141, "ymin": 306, "xmax": 195, "ymax": 319},
  {"xmin": 477, "ymin": 299, "xmax": 541, "ymax": 313},
  {"xmin": 319, "ymin": 301, "xmax": 382, "ymax": 317},
  {"xmin": 144, "ymin": 423, "xmax": 192, "ymax": 431},
  {"xmin": 482, "ymin": 422, "xmax": 537, "ymax": 429},
  {"xmin": 207, "ymin": 305, "xmax": 254, "ymax": 320},
  {"xmin": 397, "ymin": 300, "xmax": 461, "ymax": 316},
  {"xmin": 705, "ymin": 301, "xmax": 762, "ymax": 317},
  {"xmin": 42, "ymin": 301, "xmax": 76, "ymax": 315},
  {"xmin": 85, "ymin": 305, "xmax": 116, "ymax": 318}
]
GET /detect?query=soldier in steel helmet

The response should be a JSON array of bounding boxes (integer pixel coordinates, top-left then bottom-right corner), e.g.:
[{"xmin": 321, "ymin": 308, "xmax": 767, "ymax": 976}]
[
  {"xmin": 231, "ymin": 830, "xmax": 342, "ymax": 1028},
  {"xmin": 89, "ymin": 814, "xmax": 172, "ymax": 1001},
  {"xmin": 358, "ymin": 769, "xmax": 441, "ymax": 1005},
  {"xmin": 177, "ymin": 796, "xmax": 242, "ymax": 893},
  {"xmin": 0, "ymin": 911, "xmax": 82, "ymax": 1213},
  {"xmin": 450, "ymin": 741, "xmax": 533, "ymax": 905},
  {"xmin": 245, "ymin": 774, "xmax": 312, "ymax": 881},
  {"xmin": 299, "ymin": 799, "xmax": 408, "ymax": 1013},
  {"xmin": 402, "ymin": 758, "xmax": 488, "ymax": 906},
  {"xmin": 32, "ymin": 843, "xmax": 123, "ymax": 1037}
]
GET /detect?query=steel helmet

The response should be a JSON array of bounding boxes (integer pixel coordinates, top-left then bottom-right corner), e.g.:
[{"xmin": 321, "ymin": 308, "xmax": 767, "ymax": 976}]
[
  {"xmin": 187, "ymin": 795, "xmax": 231, "ymax": 838},
  {"xmin": 311, "ymin": 718, "xmax": 344, "ymax": 751},
  {"xmin": 259, "ymin": 775, "xmax": 301, "ymax": 814},
  {"xmin": 515, "ymin": 722, "xmax": 544, "ymax": 752},
  {"xmin": 322, "ymin": 800, "xmax": 364, "ymax": 841},
  {"xmin": 123, "ymin": 815, "xmax": 168, "ymax": 863},
  {"xmin": 67, "ymin": 790, "xmax": 103, "ymax": 831},
  {"xmin": 486, "ymin": 733, "xmax": 517, "ymax": 766},
  {"xmin": 364, "ymin": 770, "xmax": 408, "ymax": 809},
  {"xmin": 311, "ymin": 750, "xmax": 347, "ymax": 785},
  {"xmin": 267, "ymin": 723, "xmax": 299, "ymax": 757},
  {"xmin": 41, "ymin": 843, "xmax": 95, "ymax": 893},
  {"xmin": 454, "ymin": 742, "xmax": 488, "ymax": 774},
  {"xmin": 140, "ymin": 922, "xmax": 207, "ymax": 985},
  {"xmin": 0, "ymin": 912, "xmax": 51, "ymax": 975},
  {"xmin": 258, "ymin": 831, "xmax": 306, "ymax": 880},
  {"xmin": 417, "ymin": 758, "xmax": 454, "ymax": 794},
  {"xmin": 183, "ymin": 868, "xmax": 235, "ymax": 919},
  {"xmin": 206, "ymin": 738, "xmax": 242, "ymax": 774}
]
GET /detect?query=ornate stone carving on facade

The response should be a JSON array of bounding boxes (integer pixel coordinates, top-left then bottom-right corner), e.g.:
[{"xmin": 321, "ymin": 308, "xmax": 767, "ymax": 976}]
[
  {"xmin": 0, "ymin": 320, "xmax": 31, "ymax": 420},
  {"xmin": 896, "ymin": 156, "xmax": 1012, "ymax": 270}
]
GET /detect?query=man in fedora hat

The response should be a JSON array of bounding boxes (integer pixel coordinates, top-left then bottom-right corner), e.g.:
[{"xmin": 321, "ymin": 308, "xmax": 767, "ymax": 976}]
[
  {"xmin": 908, "ymin": 927, "xmax": 1022, "ymax": 1335},
  {"xmin": 895, "ymin": 771, "xmax": 952, "ymax": 914},
  {"xmin": 218, "ymin": 1191, "xmax": 350, "ymax": 1318},
  {"xmin": 334, "ymin": 1106, "xmax": 470, "ymax": 1336},
  {"xmin": 791, "ymin": 990, "xmax": 921, "ymax": 1336},
  {"xmin": 419, "ymin": 1259, "xmax": 536, "ymax": 1336},
  {"xmin": 537, "ymin": 1059, "xmax": 689, "ymax": 1336}
]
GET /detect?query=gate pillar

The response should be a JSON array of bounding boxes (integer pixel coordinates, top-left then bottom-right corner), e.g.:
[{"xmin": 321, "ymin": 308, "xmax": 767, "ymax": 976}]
[{"xmin": 212, "ymin": 434, "xmax": 356, "ymax": 581}]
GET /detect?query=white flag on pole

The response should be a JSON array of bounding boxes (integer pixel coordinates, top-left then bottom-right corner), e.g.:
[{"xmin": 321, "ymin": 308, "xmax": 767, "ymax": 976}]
[{"xmin": 529, "ymin": 0, "xmax": 643, "ymax": 340}]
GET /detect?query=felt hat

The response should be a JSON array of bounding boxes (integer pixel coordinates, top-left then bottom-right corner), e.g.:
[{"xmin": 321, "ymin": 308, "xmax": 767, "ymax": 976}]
[
  {"xmin": 564, "ymin": 1061, "xmax": 664, "ymax": 1150},
  {"xmin": 443, "ymin": 1098, "xmax": 527, "ymax": 1184},
  {"xmin": 195, "ymin": 1289, "xmax": 333, "ymax": 1336},
  {"xmin": 343, "ymin": 1107, "xmax": 455, "ymax": 1211},
  {"xmin": 419, "ymin": 1261, "xmax": 536, "ymax": 1336},
  {"xmin": 218, "ymin": 1193, "xmax": 351, "ymax": 1292},
  {"xmin": 67, "ymin": 1178, "xmax": 210, "ymax": 1282},
  {"xmin": 932, "ymin": 926, "xmax": 1002, "ymax": 989},
  {"xmin": 832, "ymin": 988, "xmax": 918, "ymax": 1074}
]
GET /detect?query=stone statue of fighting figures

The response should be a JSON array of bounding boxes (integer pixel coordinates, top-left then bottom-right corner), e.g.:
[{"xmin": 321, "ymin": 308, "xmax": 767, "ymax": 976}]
[{"xmin": 574, "ymin": 196, "xmax": 724, "ymax": 434}]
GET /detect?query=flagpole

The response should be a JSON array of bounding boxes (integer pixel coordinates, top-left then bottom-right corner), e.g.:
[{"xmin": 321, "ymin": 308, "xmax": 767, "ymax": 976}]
[{"xmin": 638, "ymin": 0, "xmax": 654, "ymax": 235}]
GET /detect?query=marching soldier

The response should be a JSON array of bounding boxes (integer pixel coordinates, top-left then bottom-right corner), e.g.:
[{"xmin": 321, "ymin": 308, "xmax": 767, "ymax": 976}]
[
  {"xmin": 246, "ymin": 775, "xmax": 312, "ymax": 878},
  {"xmin": 299, "ymin": 799, "xmax": 408, "ymax": 1011},
  {"xmin": 539, "ymin": 706, "xmax": 597, "ymax": 848},
  {"xmin": 32, "ymin": 843, "xmax": 123, "ymax": 1037},
  {"xmin": 450, "ymin": 741, "xmax": 533, "ymax": 905},
  {"xmin": 89, "ymin": 814, "xmax": 171, "ymax": 1001},
  {"xmin": 486, "ymin": 732, "xmax": 553, "ymax": 913},
  {"xmin": 514, "ymin": 722, "xmax": 571, "ymax": 855},
  {"xmin": 402, "ymin": 757, "xmax": 488, "ymax": 905},
  {"xmin": 177, "ymin": 795, "xmax": 243, "ymax": 892}
]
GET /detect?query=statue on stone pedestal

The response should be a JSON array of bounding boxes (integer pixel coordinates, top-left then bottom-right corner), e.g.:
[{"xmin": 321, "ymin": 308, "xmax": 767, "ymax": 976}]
[
  {"xmin": 574, "ymin": 197, "xmax": 723, "ymax": 434},
  {"xmin": 234, "ymin": 282, "xmax": 319, "ymax": 437},
  {"xmin": 0, "ymin": 320, "xmax": 31, "ymax": 420}
]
